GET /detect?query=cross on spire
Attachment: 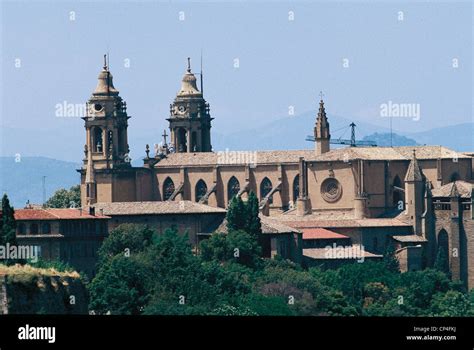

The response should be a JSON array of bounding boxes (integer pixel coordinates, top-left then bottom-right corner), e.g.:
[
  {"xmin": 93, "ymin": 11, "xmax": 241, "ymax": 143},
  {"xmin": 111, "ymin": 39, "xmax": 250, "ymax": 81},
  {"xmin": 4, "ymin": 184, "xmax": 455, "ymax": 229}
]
[
  {"xmin": 319, "ymin": 91, "xmax": 325, "ymax": 101},
  {"xmin": 103, "ymin": 54, "xmax": 108, "ymax": 71},
  {"xmin": 162, "ymin": 129, "xmax": 168, "ymax": 145}
]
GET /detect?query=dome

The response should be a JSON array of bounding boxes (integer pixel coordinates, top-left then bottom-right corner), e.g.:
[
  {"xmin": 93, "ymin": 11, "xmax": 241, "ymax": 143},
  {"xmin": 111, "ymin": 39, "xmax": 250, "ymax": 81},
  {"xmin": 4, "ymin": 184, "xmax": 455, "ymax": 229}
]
[
  {"xmin": 177, "ymin": 58, "xmax": 201, "ymax": 96},
  {"xmin": 93, "ymin": 56, "xmax": 119, "ymax": 96}
]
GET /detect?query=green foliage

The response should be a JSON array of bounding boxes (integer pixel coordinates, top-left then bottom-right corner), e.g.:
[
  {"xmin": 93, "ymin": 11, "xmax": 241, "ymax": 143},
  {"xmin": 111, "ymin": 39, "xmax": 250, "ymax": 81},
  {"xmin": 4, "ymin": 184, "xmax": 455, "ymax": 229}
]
[
  {"xmin": 430, "ymin": 290, "xmax": 473, "ymax": 316},
  {"xmin": 226, "ymin": 191, "xmax": 261, "ymax": 237},
  {"xmin": 89, "ymin": 224, "xmax": 473, "ymax": 316},
  {"xmin": 200, "ymin": 230, "xmax": 262, "ymax": 268},
  {"xmin": 383, "ymin": 245, "xmax": 400, "ymax": 273},
  {"xmin": 434, "ymin": 247, "xmax": 450, "ymax": 276},
  {"xmin": 226, "ymin": 196, "xmax": 246, "ymax": 231},
  {"xmin": 88, "ymin": 254, "xmax": 152, "ymax": 315},
  {"xmin": 1, "ymin": 194, "xmax": 17, "ymax": 246},
  {"xmin": 97, "ymin": 224, "xmax": 154, "ymax": 264},
  {"xmin": 245, "ymin": 192, "xmax": 262, "ymax": 237},
  {"xmin": 45, "ymin": 185, "xmax": 81, "ymax": 208}
]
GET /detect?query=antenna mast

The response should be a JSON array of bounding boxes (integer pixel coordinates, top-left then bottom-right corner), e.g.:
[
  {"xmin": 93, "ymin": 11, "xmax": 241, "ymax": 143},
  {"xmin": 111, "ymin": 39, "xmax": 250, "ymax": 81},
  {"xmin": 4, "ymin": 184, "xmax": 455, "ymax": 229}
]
[
  {"xmin": 200, "ymin": 50, "xmax": 204, "ymax": 95},
  {"xmin": 42, "ymin": 176, "xmax": 46, "ymax": 208}
]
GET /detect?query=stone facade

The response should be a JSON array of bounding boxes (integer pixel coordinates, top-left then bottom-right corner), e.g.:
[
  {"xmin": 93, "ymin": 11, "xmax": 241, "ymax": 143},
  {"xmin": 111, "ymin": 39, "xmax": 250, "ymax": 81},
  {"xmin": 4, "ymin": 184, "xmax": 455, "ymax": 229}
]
[
  {"xmin": 13, "ymin": 207, "xmax": 109, "ymax": 277},
  {"xmin": 78, "ymin": 58, "xmax": 474, "ymax": 288}
]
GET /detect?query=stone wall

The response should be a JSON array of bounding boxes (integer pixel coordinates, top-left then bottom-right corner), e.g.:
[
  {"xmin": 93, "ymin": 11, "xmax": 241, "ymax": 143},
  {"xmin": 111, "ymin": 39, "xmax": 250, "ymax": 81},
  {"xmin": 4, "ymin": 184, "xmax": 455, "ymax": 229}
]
[{"xmin": 0, "ymin": 266, "xmax": 88, "ymax": 314}]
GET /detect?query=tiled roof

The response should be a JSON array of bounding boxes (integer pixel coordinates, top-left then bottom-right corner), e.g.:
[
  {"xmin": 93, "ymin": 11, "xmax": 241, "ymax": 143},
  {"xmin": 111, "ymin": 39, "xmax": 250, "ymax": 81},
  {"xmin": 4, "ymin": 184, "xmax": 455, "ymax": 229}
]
[
  {"xmin": 302, "ymin": 228, "xmax": 349, "ymax": 240},
  {"xmin": 154, "ymin": 150, "xmax": 314, "ymax": 167},
  {"xmin": 303, "ymin": 246, "xmax": 383, "ymax": 260},
  {"xmin": 216, "ymin": 215, "xmax": 300, "ymax": 234},
  {"xmin": 152, "ymin": 146, "xmax": 467, "ymax": 168},
  {"xmin": 392, "ymin": 235, "xmax": 427, "ymax": 243},
  {"xmin": 92, "ymin": 201, "xmax": 226, "ymax": 216},
  {"xmin": 431, "ymin": 181, "xmax": 473, "ymax": 198},
  {"xmin": 312, "ymin": 145, "xmax": 469, "ymax": 162},
  {"xmin": 279, "ymin": 218, "xmax": 411, "ymax": 228},
  {"xmin": 14, "ymin": 208, "xmax": 109, "ymax": 221}
]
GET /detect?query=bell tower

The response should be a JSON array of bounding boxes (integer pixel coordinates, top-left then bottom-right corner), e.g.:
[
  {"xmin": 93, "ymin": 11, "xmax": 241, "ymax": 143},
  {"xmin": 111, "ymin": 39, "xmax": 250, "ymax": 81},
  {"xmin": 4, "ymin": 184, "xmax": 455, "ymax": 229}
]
[
  {"xmin": 83, "ymin": 55, "xmax": 131, "ymax": 170},
  {"xmin": 314, "ymin": 93, "xmax": 330, "ymax": 155},
  {"xmin": 167, "ymin": 58, "xmax": 213, "ymax": 153}
]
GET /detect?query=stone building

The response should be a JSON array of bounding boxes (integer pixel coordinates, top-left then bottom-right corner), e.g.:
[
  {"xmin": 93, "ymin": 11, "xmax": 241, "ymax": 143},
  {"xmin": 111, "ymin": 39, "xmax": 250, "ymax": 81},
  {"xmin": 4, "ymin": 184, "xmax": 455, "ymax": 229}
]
[
  {"xmin": 11, "ymin": 207, "xmax": 109, "ymax": 277},
  {"xmin": 78, "ymin": 57, "xmax": 474, "ymax": 288},
  {"xmin": 92, "ymin": 200, "xmax": 226, "ymax": 250}
]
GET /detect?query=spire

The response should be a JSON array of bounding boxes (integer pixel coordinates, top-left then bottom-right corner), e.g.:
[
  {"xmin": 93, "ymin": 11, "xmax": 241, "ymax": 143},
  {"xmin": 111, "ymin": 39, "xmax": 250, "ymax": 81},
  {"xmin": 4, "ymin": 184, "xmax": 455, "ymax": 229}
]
[
  {"xmin": 178, "ymin": 57, "xmax": 201, "ymax": 96},
  {"xmin": 405, "ymin": 149, "xmax": 423, "ymax": 182},
  {"xmin": 93, "ymin": 55, "xmax": 119, "ymax": 96},
  {"xmin": 314, "ymin": 91, "xmax": 330, "ymax": 155},
  {"xmin": 316, "ymin": 92, "xmax": 329, "ymax": 130}
]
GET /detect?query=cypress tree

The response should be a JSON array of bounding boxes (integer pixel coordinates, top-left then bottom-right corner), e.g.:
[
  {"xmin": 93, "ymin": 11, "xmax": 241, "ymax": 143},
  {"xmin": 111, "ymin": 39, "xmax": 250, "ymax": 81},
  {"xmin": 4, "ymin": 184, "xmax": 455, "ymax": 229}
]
[
  {"xmin": 226, "ymin": 196, "xmax": 246, "ymax": 231},
  {"xmin": 1, "ymin": 194, "xmax": 17, "ymax": 246},
  {"xmin": 434, "ymin": 247, "xmax": 450, "ymax": 276},
  {"xmin": 246, "ymin": 191, "xmax": 261, "ymax": 237}
]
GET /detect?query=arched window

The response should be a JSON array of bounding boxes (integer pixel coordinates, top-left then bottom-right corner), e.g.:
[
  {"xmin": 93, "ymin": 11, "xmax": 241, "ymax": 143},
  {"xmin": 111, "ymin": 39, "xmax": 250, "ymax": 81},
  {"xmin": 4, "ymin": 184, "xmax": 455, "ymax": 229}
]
[
  {"xmin": 30, "ymin": 223, "xmax": 39, "ymax": 235},
  {"xmin": 392, "ymin": 175, "xmax": 402, "ymax": 207},
  {"xmin": 195, "ymin": 179, "xmax": 207, "ymax": 202},
  {"xmin": 227, "ymin": 176, "xmax": 240, "ymax": 202},
  {"xmin": 177, "ymin": 128, "xmax": 187, "ymax": 152},
  {"xmin": 191, "ymin": 131, "xmax": 198, "ymax": 152},
  {"xmin": 42, "ymin": 222, "xmax": 51, "ymax": 234},
  {"xmin": 450, "ymin": 172, "xmax": 460, "ymax": 182},
  {"xmin": 93, "ymin": 127, "xmax": 103, "ymax": 153},
  {"xmin": 163, "ymin": 177, "xmax": 175, "ymax": 201},
  {"xmin": 293, "ymin": 175, "xmax": 300, "ymax": 202},
  {"xmin": 260, "ymin": 177, "xmax": 273, "ymax": 204},
  {"xmin": 18, "ymin": 223, "xmax": 26, "ymax": 235}
]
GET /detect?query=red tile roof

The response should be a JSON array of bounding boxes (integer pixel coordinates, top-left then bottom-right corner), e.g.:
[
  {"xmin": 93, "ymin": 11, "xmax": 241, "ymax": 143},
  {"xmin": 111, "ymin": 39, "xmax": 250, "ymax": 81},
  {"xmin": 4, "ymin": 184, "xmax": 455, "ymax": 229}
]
[
  {"xmin": 14, "ymin": 208, "xmax": 109, "ymax": 221},
  {"xmin": 282, "ymin": 218, "xmax": 411, "ymax": 228},
  {"xmin": 302, "ymin": 228, "xmax": 349, "ymax": 240}
]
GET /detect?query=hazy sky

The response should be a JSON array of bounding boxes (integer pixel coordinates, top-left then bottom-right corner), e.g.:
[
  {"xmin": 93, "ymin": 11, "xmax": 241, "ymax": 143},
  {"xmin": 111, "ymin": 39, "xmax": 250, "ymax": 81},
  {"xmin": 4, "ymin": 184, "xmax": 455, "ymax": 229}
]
[{"xmin": 1, "ymin": 0, "xmax": 472, "ymax": 158}]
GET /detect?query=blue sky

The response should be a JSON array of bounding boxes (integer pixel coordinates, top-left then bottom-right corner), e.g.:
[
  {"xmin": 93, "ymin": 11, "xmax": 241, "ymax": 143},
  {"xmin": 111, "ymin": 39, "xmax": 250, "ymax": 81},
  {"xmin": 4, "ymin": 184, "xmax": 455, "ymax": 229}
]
[{"xmin": 0, "ymin": 0, "xmax": 472, "ymax": 160}]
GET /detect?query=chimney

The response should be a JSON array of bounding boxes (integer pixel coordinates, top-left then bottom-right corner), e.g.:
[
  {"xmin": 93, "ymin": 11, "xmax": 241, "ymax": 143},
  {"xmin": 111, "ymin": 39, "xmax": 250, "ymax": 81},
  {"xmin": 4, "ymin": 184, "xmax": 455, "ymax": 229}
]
[{"xmin": 89, "ymin": 206, "xmax": 95, "ymax": 216}]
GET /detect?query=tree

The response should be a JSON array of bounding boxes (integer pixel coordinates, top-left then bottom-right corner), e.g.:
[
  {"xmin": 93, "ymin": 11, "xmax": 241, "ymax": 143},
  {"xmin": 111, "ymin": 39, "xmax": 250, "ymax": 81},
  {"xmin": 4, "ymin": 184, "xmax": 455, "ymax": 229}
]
[
  {"xmin": 434, "ymin": 247, "xmax": 450, "ymax": 276},
  {"xmin": 430, "ymin": 290, "xmax": 472, "ymax": 316},
  {"xmin": 245, "ymin": 191, "xmax": 262, "ymax": 237},
  {"xmin": 226, "ymin": 196, "xmax": 246, "ymax": 231},
  {"xmin": 1, "ymin": 194, "xmax": 17, "ymax": 246},
  {"xmin": 200, "ymin": 230, "xmax": 262, "ymax": 269},
  {"xmin": 88, "ymin": 254, "xmax": 152, "ymax": 315},
  {"xmin": 383, "ymin": 245, "xmax": 400, "ymax": 273},
  {"xmin": 97, "ymin": 224, "xmax": 155, "ymax": 265},
  {"xmin": 45, "ymin": 185, "xmax": 81, "ymax": 208}
]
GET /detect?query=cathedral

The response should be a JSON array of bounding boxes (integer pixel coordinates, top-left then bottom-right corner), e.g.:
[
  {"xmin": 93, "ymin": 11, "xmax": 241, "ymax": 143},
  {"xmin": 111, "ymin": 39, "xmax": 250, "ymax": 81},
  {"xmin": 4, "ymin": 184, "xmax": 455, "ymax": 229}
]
[{"xmin": 79, "ymin": 57, "xmax": 474, "ymax": 289}]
